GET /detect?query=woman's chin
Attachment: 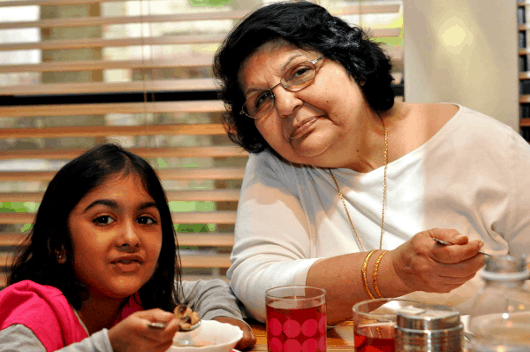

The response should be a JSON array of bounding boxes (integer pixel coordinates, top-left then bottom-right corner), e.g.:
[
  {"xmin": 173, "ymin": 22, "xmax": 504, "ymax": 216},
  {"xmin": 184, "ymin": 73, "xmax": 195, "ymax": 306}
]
[{"xmin": 286, "ymin": 138, "xmax": 332, "ymax": 164}]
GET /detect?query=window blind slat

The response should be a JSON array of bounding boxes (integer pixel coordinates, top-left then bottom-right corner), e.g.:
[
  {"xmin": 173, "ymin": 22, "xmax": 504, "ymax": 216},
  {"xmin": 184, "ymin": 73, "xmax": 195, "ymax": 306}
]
[
  {"xmin": 0, "ymin": 101, "xmax": 225, "ymax": 117},
  {"xmin": 0, "ymin": 46, "xmax": 401, "ymax": 74},
  {"xmin": 0, "ymin": 168, "xmax": 246, "ymax": 182},
  {"xmin": 0, "ymin": 147, "xmax": 248, "ymax": 160},
  {"xmin": 0, "ymin": 56, "xmax": 215, "ymax": 73},
  {"xmin": 0, "ymin": 124, "xmax": 226, "ymax": 139},
  {"xmin": 0, "ymin": 4, "xmax": 401, "ymax": 30},
  {"xmin": 0, "ymin": 78, "xmax": 218, "ymax": 96},
  {"xmin": 0, "ymin": 28, "xmax": 400, "ymax": 52},
  {"xmin": 0, "ymin": 189, "xmax": 240, "ymax": 202}
]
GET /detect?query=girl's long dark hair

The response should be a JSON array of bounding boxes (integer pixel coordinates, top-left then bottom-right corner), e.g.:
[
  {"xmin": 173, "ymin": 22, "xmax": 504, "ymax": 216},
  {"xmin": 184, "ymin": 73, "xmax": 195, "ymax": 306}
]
[{"xmin": 9, "ymin": 143, "xmax": 181, "ymax": 311}]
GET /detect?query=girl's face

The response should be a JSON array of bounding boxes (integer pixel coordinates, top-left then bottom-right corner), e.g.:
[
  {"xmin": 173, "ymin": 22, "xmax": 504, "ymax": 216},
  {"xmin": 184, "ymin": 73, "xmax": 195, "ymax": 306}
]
[
  {"xmin": 239, "ymin": 41, "xmax": 374, "ymax": 168},
  {"xmin": 67, "ymin": 173, "xmax": 162, "ymax": 302}
]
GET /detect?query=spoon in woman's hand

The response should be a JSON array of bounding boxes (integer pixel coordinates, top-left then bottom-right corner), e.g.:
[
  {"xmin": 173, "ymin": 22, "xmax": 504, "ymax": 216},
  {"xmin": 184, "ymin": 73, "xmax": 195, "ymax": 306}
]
[{"xmin": 432, "ymin": 237, "xmax": 490, "ymax": 256}]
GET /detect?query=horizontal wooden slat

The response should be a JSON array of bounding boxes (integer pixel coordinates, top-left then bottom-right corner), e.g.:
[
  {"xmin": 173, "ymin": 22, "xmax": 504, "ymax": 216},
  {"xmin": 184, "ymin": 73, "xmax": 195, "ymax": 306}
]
[
  {"xmin": 520, "ymin": 95, "xmax": 530, "ymax": 103},
  {"xmin": 0, "ymin": 0, "xmax": 127, "ymax": 6},
  {"xmin": 1, "ymin": 71, "xmax": 403, "ymax": 97},
  {"xmin": 0, "ymin": 211, "xmax": 236, "ymax": 225},
  {"xmin": 0, "ymin": 1, "xmax": 400, "ymax": 16},
  {"xmin": 0, "ymin": 189, "xmax": 240, "ymax": 202},
  {"xmin": 0, "ymin": 78, "xmax": 217, "ymax": 96},
  {"xmin": 0, "ymin": 146, "xmax": 247, "ymax": 161},
  {"xmin": 0, "ymin": 232, "xmax": 234, "ymax": 247},
  {"xmin": 0, "ymin": 45, "xmax": 402, "ymax": 74},
  {"xmin": 520, "ymin": 118, "xmax": 530, "ymax": 127},
  {"xmin": 0, "ymin": 101, "xmax": 224, "ymax": 118},
  {"xmin": 0, "ymin": 56, "xmax": 215, "ymax": 73},
  {"xmin": 0, "ymin": 4, "xmax": 401, "ymax": 29},
  {"xmin": 0, "ymin": 124, "xmax": 226, "ymax": 139},
  {"xmin": 520, "ymin": 72, "xmax": 530, "ymax": 80},
  {"xmin": 180, "ymin": 254, "xmax": 231, "ymax": 268},
  {"xmin": 0, "ymin": 167, "xmax": 246, "ymax": 182},
  {"xmin": 0, "ymin": 28, "xmax": 400, "ymax": 52},
  {"xmin": 0, "ymin": 34, "xmax": 226, "ymax": 52}
]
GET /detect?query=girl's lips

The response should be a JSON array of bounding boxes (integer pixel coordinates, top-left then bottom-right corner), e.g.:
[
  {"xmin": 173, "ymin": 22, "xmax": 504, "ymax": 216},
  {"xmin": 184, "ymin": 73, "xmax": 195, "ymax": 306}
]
[
  {"xmin": 112, "ymin": 259, "xmax": 142, "ymax": 273},
  {"xmin": 289, "ymin": 117, "xmax": 319, "ymax": 142}
]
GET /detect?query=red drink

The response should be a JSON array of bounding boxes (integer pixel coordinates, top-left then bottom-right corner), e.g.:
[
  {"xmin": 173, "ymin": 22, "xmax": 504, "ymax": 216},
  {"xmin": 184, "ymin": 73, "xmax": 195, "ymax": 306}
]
[
  {"xmin": 266, "ymin": 302, "xmax": 326, "ymax": 352},
  {"xmin": 354, "ymin": 322, "xmax": 395, "ymax": 352}
]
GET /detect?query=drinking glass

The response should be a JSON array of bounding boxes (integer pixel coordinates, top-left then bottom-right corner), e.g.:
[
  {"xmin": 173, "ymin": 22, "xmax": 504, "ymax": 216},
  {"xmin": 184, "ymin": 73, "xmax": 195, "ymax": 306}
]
[
  {"xmin": 265, "ymin": 285, "xmax": 327, "ymax": 352},
  {"xmin": 352, "ymin": 298, "xmax": 422, "ymax": 352}
]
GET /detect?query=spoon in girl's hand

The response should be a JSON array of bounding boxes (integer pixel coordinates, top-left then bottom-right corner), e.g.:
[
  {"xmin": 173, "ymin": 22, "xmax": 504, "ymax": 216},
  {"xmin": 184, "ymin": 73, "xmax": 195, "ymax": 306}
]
[
  {"xmin": 147, "ymin": 320, "xmax": 202, "ymax": 331},
  {"xmin": 432, "ymin": 237, "xmax": 490, "ymax": 256}
]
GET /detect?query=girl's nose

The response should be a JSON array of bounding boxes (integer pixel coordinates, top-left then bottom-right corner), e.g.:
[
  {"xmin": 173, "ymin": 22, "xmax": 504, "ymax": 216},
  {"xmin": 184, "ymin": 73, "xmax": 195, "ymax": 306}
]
[
  {"xmin": 116, "ymin": 221, "xmax": 140, "ymax": 250},
  {"xmin": 273, "ymin": 87, "xmax": 303, "ymax": 119}
]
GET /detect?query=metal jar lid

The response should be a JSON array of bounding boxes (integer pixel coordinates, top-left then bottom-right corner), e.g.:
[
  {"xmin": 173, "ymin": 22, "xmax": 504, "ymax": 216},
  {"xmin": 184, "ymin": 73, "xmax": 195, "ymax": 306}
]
[
  {"xmin": 395, "ymin": 305, "xmax": 463, "ymax": 352},
  {"xmin": 396, "ymin": 305, "xmax": 461, "ymax": 330}
]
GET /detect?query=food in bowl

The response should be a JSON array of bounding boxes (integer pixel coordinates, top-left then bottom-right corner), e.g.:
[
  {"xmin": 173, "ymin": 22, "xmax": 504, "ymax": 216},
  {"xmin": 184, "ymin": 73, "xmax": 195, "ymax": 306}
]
[{"xmin": 174, "ymin": 304, "xmax": 201, "ymax": 330}]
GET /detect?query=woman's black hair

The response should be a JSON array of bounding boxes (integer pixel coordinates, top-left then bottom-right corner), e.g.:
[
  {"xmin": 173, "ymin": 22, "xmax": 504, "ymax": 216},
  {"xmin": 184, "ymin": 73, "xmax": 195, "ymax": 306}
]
[
  {"xmin": 8, "ymin": 143, "xmax": 181, "ymax": 311},
  {"xmin": 214, "ymin": 0, "xmax": 395, "ymax": 153}
]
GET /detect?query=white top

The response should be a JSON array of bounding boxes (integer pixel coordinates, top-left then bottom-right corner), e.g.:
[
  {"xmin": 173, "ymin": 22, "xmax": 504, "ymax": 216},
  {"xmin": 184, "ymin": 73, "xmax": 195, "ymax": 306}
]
[{"xmin": 228, "ymin": 104, "xmax": 530, "ymax": 322}]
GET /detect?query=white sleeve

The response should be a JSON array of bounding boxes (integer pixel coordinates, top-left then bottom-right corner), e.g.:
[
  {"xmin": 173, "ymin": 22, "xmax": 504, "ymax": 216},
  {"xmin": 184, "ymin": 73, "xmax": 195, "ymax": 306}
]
[
  {"xmin": 228, "ymin": 152, "xmax": 320, "ymax": 322},
  {"xmin": 503, "ymin": 128, "xmax": 530, "ymax": 258}
]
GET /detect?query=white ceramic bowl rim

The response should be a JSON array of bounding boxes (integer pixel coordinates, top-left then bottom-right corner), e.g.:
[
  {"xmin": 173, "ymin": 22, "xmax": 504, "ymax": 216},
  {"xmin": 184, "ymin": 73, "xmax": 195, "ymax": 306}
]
[{"xmin": 169, "ymin": 319, "xmax": 243, "ymax": 352}]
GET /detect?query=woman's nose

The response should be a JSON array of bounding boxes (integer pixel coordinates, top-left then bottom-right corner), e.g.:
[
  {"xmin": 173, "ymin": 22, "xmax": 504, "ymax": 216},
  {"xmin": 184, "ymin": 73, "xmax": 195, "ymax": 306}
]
[
  {"xmin": 273, "ymin": 87, "xmax": 303, "ymax": 119},
  {"xmin": 116, "ymin": 221, "xmax": 140, "ymax": 250}
]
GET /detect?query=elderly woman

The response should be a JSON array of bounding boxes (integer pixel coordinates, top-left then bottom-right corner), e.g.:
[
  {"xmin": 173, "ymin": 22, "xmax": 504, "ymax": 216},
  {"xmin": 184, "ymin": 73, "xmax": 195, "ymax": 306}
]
[{"xmin": 214, "ymin": 1, "xmax": 530, "ymax": 324}]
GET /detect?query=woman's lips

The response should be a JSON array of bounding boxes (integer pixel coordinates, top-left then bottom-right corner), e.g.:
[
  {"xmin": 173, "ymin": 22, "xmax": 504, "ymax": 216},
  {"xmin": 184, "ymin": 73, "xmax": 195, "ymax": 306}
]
[{"xmin": 289, "ymin": 117, "xmax": 319, "ymax": 142}]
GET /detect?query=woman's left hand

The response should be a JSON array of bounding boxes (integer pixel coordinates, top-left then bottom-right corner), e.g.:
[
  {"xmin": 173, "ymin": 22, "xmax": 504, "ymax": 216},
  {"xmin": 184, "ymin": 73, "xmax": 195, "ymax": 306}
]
[{"xmin": 213, "ymin": 316, "xmax": 257, "ymax": 350}]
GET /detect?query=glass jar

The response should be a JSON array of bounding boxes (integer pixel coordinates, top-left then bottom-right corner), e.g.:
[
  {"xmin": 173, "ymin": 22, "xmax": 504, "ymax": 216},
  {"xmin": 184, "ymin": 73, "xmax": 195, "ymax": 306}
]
[{"xmin": 468, "ymin": 255, "xmax": 530, "ymax": 352}]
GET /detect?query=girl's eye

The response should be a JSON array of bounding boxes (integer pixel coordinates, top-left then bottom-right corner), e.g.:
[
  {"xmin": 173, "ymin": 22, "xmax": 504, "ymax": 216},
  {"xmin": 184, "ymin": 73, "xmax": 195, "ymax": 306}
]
[
  {"xmin": 93, "ymin": 216, "xmax": 115, "ymax": 225},
  {"xmin": 137, "ymin": 216, "xmax": 156, "ymax": 225}
]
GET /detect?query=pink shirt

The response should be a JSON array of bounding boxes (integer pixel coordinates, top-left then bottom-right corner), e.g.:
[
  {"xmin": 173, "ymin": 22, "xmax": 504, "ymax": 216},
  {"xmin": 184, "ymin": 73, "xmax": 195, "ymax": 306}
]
[{"xmin": 0, "ymin": 280, "xmax": 143, "ymax": 352}]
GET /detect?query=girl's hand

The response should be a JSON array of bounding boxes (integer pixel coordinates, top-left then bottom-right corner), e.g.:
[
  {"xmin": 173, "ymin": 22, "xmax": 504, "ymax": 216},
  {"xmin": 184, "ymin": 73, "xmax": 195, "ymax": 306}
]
[
  {"xmin": 391, "ymin": 228, "xmax": 485, "ymax": 293},
  {"xmin": 213, "ymin": 316, "xmax": 257, "ymax": 350},
  {"xmin": 108, "ymin": 309, "xmax": 180, "ymax": 352}
]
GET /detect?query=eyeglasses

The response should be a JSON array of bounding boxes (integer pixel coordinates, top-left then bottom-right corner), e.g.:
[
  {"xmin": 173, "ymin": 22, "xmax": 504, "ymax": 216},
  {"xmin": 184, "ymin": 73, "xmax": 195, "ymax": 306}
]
[{"xmin": 240, "ymin": 56, "xmax": 324, "ymax": 120}]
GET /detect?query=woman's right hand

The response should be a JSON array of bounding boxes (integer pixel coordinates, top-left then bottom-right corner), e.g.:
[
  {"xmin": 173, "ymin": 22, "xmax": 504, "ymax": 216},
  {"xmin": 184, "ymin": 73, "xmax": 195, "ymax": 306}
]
[
  {"xmin": 390, "ymin": 228, "xmax": 486, "ymax": 293},
  {"xmin": 108, "ymin": 309, "xmax": 180, "ymax": 352}
]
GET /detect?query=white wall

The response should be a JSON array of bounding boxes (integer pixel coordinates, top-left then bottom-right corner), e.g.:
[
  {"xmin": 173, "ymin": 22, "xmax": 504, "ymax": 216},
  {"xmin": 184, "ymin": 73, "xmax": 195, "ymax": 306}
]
[{"xmin": 404, "ymin": 0, "xmax": 519, "ymax": 132}]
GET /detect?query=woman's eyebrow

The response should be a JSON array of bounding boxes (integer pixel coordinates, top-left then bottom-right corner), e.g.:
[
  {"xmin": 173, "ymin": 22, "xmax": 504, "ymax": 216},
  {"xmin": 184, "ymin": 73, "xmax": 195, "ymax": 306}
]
[{"xmin": 242, "ymin": 53, "xmax": 307, "ymax": 96}]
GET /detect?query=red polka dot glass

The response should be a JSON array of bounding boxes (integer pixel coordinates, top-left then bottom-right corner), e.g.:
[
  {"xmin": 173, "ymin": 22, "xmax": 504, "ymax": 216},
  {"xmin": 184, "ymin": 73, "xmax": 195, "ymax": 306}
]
[{"xmin": 265, "ymin": 286, "xmax": 327, "ymax": 352}]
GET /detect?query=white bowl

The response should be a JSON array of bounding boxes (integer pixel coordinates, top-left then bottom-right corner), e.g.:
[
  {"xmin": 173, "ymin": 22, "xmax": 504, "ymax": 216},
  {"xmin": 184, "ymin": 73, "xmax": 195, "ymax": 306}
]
[{"xmin": 167, "ymin": 320, "xmax": 243, "ymax": 352}]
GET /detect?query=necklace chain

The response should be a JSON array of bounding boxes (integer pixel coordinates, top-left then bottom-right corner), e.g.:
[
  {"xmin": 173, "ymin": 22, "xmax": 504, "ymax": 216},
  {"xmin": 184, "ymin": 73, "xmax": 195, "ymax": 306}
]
[{"xmin": 328, "ymin": 114, "xmax": 388, "ymax": 251}]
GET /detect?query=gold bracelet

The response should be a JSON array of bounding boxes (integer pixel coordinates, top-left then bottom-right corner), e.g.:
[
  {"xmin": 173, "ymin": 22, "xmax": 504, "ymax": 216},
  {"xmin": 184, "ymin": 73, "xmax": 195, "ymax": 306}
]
[
  {"xmin": 361, "ymin": 250, "xmax": 377, "ymax": 299},
  {"xmin": 373, "ymin": 250, "xmax": 388, "ymax": 298}
]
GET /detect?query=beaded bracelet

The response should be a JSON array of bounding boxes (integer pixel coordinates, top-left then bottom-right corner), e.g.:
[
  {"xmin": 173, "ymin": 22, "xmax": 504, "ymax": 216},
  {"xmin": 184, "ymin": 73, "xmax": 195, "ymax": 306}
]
[
  {"xmin": 361, "ymin": 250, "xmax": 377, "ymax": 299},
  {"xmin": 373, "ymin": 250, "xmax": 388, "ymax": 298}
]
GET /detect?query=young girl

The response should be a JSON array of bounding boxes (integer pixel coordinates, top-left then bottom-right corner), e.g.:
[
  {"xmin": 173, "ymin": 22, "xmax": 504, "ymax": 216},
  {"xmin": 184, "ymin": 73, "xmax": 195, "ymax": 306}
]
[{"xmin": 0, "ymin": 143, "xmax": 255, "ymax": 352}]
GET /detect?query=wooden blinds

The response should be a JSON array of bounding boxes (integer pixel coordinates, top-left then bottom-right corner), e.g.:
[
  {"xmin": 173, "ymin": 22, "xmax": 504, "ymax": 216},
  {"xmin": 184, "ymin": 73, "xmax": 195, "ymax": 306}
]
[{"xmin": 0, "ymin": 0, "xmax": 403, "ymax": 287}]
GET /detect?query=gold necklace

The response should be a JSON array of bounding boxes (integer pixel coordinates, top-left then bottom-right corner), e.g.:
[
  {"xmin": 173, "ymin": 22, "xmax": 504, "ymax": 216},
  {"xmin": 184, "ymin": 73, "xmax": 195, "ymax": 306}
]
[{"xmin": 328, "ymin": 115, "xmax": 388, "ymax": 251}]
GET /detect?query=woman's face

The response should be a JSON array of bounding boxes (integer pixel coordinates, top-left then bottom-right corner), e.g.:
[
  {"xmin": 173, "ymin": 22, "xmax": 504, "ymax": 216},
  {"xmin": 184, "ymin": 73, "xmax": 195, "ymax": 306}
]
[
  {"xmin": 67, "ymin": 172, "xmax": 162, "ymax": 302},
  {"xmin": 239, "ymin": 41, "xmax": 373, "ymax": 168}
]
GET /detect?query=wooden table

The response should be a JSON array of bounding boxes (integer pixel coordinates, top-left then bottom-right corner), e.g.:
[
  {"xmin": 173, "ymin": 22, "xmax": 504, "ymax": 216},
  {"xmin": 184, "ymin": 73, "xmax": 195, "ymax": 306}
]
[{"xmin": 248, "ymin": 321, "xmax": 355, "ymax": 351}]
